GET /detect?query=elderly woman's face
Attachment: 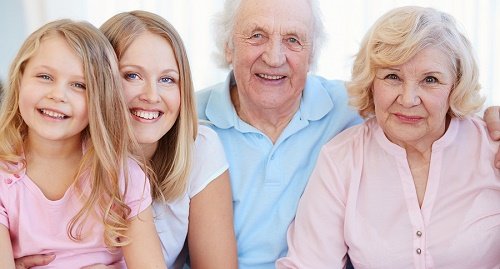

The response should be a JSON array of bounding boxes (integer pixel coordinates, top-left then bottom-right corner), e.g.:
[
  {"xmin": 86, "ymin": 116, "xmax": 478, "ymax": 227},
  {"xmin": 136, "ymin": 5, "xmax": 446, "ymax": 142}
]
[
  {"xmin": 226, "ymin": 0, "xmax": 314, "ymax": 111},
  {"xmin": 372, "ymin": 47, "xmax": 454, "ymax": 147}
]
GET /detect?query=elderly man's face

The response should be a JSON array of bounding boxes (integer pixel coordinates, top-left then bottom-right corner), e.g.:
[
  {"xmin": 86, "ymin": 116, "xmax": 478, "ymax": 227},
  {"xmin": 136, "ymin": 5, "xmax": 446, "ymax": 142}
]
[
  {"xmin": 227, "ymin": 0, "xmax": 314, "ymax": 111},
  {"xmin": 372, "ymin": 46, "xmax": 454, "ymax": 147}
]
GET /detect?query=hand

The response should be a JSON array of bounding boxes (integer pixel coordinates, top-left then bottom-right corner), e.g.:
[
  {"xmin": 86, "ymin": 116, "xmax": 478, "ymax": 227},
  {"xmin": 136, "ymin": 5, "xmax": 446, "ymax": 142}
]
[
  {"xmin": 15, "ymin": 254, "xmax": 55, "ymax": 269},
  {"xmin": 484, "ymin": 106, "xmax": 500, "ymax": 168}
]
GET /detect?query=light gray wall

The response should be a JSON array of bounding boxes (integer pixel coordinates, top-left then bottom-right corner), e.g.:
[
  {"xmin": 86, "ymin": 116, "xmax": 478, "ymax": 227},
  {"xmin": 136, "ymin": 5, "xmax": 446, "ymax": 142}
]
[{"xmin": 0, "ymin": 0, "xmax": 26, "ymax": 83}]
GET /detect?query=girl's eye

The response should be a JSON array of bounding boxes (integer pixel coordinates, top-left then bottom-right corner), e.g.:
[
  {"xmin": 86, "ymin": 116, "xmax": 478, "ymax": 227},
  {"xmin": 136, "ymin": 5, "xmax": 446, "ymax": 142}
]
[
  {"xmin": 37, "ymin": 74, "xmax": 52, "ymax": 80},
  {"xmin": 72, "ymin": 82, "xmax": 86, "ymax": 90}
]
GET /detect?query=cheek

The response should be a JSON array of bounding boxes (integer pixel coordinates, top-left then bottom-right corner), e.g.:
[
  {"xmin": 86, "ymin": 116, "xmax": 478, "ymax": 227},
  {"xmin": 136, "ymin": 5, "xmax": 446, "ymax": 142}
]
[{"xmin": 162, "ymin": 88, "xmax": 181, "ymax": 112}]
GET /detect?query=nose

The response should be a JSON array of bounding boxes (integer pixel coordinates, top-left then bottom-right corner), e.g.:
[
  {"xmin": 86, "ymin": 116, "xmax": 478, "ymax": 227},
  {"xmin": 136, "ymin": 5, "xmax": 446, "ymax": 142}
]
[
  {"xmin": 398, "ymin": 83, "xmax": 421, "ymax": 107},
  {"xmin": 46, "ymin": 83, "xmax": 68, "ymax": 102},
  {"xmin": 262, "ymin": 37, "xmax": 286, "ymax": 67},
  {"xmin": 139, "ymin": 82, "xmax": 161, "ymax": 103}
]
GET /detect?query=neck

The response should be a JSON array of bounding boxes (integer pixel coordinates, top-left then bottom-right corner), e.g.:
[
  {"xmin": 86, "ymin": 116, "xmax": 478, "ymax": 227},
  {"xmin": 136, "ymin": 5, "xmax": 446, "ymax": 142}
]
[
  {"xmin": 231, "ymin": 86, "xmax": 300, "ymax": 143},
  {"xmin": 140, "ymin": 142, "xmax": 159, "ymax": 160},
  {"xmin": 24, "ymin": 132, "xmax": 83, "ymax": 161}
]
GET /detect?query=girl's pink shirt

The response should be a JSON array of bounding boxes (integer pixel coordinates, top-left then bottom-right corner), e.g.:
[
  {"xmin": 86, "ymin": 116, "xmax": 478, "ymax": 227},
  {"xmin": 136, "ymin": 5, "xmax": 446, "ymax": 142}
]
[
  {"xmin": 0, "ymin": 158, "xmax": 151, "ymax": 268},
  {"xmin": 277, "ymin": 117, "xmax": 500, "ymax": 269}
]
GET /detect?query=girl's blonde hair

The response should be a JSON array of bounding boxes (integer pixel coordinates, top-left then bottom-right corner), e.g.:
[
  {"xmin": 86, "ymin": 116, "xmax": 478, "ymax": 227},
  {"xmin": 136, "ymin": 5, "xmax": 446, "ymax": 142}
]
[
  {"xmin": 101, "ymin": 11, "xmax": 198, "ymax": 202},
  {"xmin": 348, "ymin": 6, "xmax": 484, "ymax": 118},
  {"xmin": 0, "ymin": 19, "xmax": 141, "ymax": 247}
]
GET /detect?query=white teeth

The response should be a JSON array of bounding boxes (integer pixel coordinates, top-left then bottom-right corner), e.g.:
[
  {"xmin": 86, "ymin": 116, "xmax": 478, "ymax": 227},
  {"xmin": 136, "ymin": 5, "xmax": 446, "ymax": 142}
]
[
  {"xmin": 258, "ymin": 74, "xmax": 284, "ymax": 80},
  {"xmin": 41, "ymin": 109, "xmax": 66, "ymax": 119},
  {"xmin": 132, "ymin": 110, "xmax": 160, "ymax": 120}
]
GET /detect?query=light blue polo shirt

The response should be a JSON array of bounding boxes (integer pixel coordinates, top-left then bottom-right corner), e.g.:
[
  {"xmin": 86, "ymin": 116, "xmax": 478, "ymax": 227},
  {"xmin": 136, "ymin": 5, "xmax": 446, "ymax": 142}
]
[{"xmin": 196, "ymin": 72, "xmax": 363, "ymax": 269}]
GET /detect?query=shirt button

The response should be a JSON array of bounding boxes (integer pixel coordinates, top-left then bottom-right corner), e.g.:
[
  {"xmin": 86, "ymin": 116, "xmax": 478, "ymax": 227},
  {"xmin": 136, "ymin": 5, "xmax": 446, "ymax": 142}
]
[
  {"xmin": 416, "ymin": 231, "xmax": 422, "ymax": 237},
  {"xmin": 4, "ymin": 178, "xmax": 13, "ymax": 184},
  {"xmin": 14, "ymin": 174, "xmax": 20, "ymax": 178},
  {"xmin": 416, "ymin": 248, "xmax": 422, "ymax": 255}
]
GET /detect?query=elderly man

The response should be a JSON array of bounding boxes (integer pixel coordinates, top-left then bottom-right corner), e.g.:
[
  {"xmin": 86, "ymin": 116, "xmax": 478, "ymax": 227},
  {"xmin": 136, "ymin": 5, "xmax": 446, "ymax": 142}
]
[{"xmin": 196, "ymin": 0, "xmax": 500, "ymax": 268}]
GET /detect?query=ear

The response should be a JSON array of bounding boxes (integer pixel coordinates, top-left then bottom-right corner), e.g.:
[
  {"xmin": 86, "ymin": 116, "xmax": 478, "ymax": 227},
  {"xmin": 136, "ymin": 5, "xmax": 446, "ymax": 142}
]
[{"xmin": 224, "ymin": 42, "xmax": 233, "ymax": 65}]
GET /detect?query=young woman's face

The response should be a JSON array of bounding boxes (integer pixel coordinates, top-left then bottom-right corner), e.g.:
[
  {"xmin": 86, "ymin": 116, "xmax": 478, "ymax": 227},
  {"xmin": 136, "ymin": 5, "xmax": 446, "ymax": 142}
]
[
  {"xmin": 119, "ymin": 32, "xmax": 181, "ymax": 150},
  {"xmin": 19, "ymin": 34, "xmax": 89, "ymax": 143}
]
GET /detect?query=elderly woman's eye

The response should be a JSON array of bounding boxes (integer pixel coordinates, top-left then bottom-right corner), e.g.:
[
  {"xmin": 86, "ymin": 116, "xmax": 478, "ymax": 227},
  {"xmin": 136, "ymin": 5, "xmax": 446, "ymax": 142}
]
[
  {"xmin": 425, "ymin": 76, "xmax": 438, "ymax": 83},
  {"xmin": 385, "ymin": 74, "xmax": 399, "ymax": 80},
  {"xmin": 251, "ymin": 33, "xmax": 263, "ymax": 39}
]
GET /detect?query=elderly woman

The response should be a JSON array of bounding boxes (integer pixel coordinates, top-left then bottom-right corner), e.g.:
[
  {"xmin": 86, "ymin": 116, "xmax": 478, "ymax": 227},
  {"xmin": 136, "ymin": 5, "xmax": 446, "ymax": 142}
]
[{"xmin": 276, "ymin": 6, "xmax": 500, "ymax": 269}]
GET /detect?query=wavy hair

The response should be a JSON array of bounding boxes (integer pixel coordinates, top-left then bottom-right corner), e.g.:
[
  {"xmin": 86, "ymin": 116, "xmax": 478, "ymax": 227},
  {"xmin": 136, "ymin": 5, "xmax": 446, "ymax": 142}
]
[
  {"xmin": 101, "ymin": 11, "xmax": 198, "ymax": 202},
  {"xmin": 347, "ymin": 6, "xmax": 484, "ymax": 118},
  {"xmin": 0, "ymin": 19, "xmax": 141, "ymax": 247}
]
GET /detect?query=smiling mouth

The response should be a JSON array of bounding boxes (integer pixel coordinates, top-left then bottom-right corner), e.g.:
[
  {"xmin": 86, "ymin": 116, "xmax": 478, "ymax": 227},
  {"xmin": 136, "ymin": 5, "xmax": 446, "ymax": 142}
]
[
  {"xmin": 257, "ymin": 73, "xmax": 286, "ymax": 80},
  {"xmin": 131, "ymin": 109, "xmax": 162, "ymax": 120},
  {"xmin": 39, "ymin": 109, "xmax": 68, "ymax": 119}
]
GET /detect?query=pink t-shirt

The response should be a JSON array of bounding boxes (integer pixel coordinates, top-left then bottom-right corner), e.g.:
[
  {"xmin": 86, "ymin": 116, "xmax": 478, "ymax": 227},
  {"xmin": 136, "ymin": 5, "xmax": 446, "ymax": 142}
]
[
  {"xmin": 277, "ymin": 117, "xmax": 500, "ymax": 269},
  {"xmin": 0, "ymin": 158, "xmax": 152, "ymax": 268}
]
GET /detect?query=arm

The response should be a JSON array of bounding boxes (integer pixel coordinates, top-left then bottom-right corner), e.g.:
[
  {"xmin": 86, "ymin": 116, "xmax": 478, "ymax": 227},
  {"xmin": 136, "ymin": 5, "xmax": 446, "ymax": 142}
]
[
  {"xmin": 122, "ymin": 206, "xmax": 167, "ymax": 269},
  {"xmin": 15, "ymin": 254, "xmax": 55, "ymax": 269},
  {"xmin": 0, "ymin": 225, "xmax": 15, "ymax": 269},
  {"xmin": 276, "ymin": 150, "xmax": 348, "ymax": 269},
  {"xmin": 484, "ymin": 106, "xmax": 500, "ymax": 168},
  {"xmin": 187, "ymin": 171, "xmax": 238, "ymax": 269}
]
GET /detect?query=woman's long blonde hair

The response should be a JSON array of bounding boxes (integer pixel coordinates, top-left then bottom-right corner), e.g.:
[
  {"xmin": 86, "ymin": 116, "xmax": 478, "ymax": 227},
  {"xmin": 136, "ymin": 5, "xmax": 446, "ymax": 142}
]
[
  {"xmin": 0, "ymin": 19, "xmax": 141, "ymax": 247},
  {"xmin": 101, "ymin": 11, "xmax": 198, "ymax": 202}
]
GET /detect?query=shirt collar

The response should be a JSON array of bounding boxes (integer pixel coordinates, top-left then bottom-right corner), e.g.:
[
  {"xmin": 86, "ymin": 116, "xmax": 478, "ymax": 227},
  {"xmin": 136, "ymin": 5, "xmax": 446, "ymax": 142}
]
[{"xmin": 205, "ymin": 72, "xmax": 334, "ymax": 129}]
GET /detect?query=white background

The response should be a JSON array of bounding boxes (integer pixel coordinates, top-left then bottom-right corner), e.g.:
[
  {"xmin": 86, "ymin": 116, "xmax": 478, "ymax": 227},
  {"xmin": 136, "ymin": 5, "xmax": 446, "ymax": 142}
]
[{"xmin": 1, "ymin": 0, "xmax": 498, "ymax": 111}]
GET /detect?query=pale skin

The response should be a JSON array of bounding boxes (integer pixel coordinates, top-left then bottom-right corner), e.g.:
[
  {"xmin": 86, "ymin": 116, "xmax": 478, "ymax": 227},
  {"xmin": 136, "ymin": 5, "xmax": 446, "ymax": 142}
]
[
  {"xmin": 227, "ymin": 0, "xmax": 314, "ymax": 143},
  {"xmin": 4, "ymin": 35, "xmax": 166, "ymax": 269},
  {"xmin": 373, "ymin": 47, "xmax": 455, "ymax": 207},
  {"xmin": 15, "ymin": 30, "xmax": 237, "ymax": 268}
]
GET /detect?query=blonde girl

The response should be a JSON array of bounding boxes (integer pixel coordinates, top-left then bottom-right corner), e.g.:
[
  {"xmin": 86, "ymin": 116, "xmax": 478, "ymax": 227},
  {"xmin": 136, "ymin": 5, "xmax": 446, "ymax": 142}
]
[{"xmin": 0, "ymin": 19, "xmax": 165, "ymax": 268}]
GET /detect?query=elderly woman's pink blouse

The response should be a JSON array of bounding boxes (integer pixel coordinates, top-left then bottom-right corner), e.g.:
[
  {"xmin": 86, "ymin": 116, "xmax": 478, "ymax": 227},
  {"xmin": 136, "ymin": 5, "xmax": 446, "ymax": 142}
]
[{"xmin": 277, "ymin": 117, "xmax": 500, "ymax": 269}]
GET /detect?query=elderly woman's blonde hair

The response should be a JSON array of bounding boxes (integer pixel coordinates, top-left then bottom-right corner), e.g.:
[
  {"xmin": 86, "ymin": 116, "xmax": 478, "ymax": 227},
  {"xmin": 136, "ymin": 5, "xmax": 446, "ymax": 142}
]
[
  {"xmin": 347, "ymin": 6, "xmax": 485, "ymax": 119},
  {"xmin": 101, "ymin": 10, "xmax": 198, "ymax": 202}
]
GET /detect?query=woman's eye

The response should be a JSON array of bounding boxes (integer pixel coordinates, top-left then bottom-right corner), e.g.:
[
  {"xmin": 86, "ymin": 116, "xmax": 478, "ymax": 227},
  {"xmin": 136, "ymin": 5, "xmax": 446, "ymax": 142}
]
[
  {"xmin": 385, "ymin": 74, "xmax": 399, "ymax": 80},
  {"xmin": 160, "ymin": 77, "xmax": 174, "ymax": 84},
  {"xmin": 424, "ymin": 76, "xmax": 438, "ymax": 83},
  {"xmin": 125, "ymin": 73, "xmax": 139, "ymax": 80}
]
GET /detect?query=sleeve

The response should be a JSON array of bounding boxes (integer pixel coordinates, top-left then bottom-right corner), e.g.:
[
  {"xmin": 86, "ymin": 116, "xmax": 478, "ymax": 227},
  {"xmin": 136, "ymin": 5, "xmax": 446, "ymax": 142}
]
[
  {"xmin": 188, "ymin": 125, "xmax": 229, "ymax": 198},
  {"xmin": 122, "ymin": 159, "xmax": 152, "ymax": 219},
  {"xmin": 0, "ymin": 188, "xmax": 8, "ymax": 229},
  {"xmin": 276, "ymin": 147, "xmax": 349, "ymax": 269}
]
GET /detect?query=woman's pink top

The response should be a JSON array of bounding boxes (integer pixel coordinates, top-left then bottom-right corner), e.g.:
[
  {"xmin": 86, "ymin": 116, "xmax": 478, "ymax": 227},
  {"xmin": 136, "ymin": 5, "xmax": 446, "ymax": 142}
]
[{"xmin": 277, "ymin": 117, "xmax": 500, "ymax": 269}]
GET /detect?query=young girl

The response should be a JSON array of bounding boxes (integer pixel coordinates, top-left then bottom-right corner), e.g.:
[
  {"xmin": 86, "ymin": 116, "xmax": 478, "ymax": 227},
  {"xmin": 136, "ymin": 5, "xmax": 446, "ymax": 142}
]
[
  {"xmin": 101, "ymin": 11, "xmax": 238, "ymax": 269},
  {"xmin": 0, "ymin": 19, "xmax": 166, "ymax": 269}
]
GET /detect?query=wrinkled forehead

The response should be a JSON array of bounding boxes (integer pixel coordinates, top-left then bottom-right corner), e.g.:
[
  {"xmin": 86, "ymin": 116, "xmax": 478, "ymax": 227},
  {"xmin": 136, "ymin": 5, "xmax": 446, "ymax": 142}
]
[{"xmin": 235, "ymin": 0, "xmax": 314, "ymax": 34}]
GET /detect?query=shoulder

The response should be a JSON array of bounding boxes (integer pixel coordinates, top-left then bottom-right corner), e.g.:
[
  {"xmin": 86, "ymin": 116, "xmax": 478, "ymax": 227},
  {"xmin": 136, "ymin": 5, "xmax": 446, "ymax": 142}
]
[
  {"xmin": 322, "ymin": 120, "xmax": 371, "ymax": 154},
  {"xmin": 456, "ymin": 116, "xmax": 499, "ymax": 148},
  {"xmin": 308, "ymin": 75, "xmax": 349, "ymax": 100},
  {"xmin": 196, "ymin": 81, "xmax": 227, "ymax": 119}
]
